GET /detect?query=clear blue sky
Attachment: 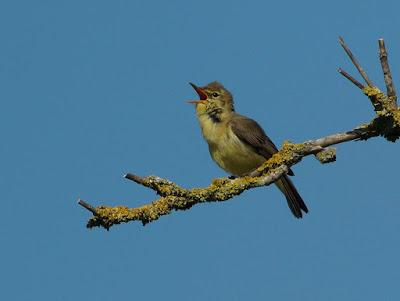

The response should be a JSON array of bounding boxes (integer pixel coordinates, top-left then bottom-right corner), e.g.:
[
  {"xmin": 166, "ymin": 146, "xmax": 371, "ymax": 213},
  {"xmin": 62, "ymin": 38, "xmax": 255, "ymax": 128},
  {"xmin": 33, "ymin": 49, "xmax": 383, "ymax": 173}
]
[{"xmin": 1, "ymin": 1, "xmax": 399, "ymax": 300}]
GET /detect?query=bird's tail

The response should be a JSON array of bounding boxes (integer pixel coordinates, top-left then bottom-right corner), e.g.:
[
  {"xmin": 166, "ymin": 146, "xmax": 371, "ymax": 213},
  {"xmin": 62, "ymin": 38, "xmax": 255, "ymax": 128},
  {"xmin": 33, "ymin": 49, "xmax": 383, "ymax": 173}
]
[{"xmin": 275, "ymin": 175, "xmax": 308, "ymax": 218}]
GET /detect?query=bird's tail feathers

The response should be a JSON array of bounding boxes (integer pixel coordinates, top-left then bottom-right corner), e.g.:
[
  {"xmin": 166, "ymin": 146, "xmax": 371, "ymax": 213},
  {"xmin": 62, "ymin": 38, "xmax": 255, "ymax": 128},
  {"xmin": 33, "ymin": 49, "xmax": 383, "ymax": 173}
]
[{"xmin": 275, "ymin": 175, "xmax": 308, "ymax": 218}]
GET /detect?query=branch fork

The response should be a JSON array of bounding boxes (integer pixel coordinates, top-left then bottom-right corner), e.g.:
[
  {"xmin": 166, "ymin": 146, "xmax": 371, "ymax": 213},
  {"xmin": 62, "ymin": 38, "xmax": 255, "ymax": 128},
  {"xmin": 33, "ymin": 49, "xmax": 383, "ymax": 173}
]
[{"xmin": 79, "ymin": 37, "xmax": 399, "ymax": 230}]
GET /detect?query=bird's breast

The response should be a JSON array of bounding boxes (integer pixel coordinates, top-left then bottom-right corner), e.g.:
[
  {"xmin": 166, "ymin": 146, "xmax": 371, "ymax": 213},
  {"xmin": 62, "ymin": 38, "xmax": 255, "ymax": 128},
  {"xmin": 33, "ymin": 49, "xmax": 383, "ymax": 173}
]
[{"xmin": 198, "ymin": 115, "xmax": 266, "ymax": 176}]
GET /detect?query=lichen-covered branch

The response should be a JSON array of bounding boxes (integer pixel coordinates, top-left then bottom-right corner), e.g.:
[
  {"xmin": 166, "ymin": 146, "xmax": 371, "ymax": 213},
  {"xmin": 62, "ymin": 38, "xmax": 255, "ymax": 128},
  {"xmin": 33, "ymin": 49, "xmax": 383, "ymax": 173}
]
[
  {"xmin": 79, "ymin": 165, "xmax": 290, "ymax": 229},
  {"xmin": 79, "ymin": 38, "xmax": 400, "ymax": 230}
]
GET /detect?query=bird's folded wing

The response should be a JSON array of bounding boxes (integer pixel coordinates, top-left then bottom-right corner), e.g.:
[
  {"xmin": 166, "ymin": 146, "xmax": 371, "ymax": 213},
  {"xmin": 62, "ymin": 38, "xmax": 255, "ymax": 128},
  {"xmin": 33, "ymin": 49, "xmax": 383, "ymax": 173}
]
[{"xmin": 229, "ymin": 114, "xmax": 294, "ymax": 176}]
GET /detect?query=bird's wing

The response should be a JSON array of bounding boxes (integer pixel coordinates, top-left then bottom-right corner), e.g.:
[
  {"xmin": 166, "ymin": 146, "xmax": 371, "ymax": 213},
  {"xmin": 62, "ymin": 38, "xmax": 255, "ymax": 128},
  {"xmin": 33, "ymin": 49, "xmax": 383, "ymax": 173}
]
[
  {"xmin": 229, "ymin": 114, "xmax": 294, "ymax": 176},
  {"xmin": 229, "ymin": 114, "xmax": 279, "ymax": 158}
]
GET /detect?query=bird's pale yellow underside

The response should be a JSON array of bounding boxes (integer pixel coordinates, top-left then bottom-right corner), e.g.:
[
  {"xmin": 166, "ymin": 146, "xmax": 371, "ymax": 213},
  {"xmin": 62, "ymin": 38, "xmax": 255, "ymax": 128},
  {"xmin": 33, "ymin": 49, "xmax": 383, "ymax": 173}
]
[{"xmin": 196, "ymin": 104, "xmax": 266, "ymax": 176}]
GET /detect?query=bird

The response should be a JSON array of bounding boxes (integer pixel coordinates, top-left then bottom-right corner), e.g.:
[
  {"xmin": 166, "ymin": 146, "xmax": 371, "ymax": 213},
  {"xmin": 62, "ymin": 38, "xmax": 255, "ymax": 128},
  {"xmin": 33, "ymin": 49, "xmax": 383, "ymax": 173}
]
[{"xmin": 188, "ymin": 81, "xmax": 308, "ymax": 218}]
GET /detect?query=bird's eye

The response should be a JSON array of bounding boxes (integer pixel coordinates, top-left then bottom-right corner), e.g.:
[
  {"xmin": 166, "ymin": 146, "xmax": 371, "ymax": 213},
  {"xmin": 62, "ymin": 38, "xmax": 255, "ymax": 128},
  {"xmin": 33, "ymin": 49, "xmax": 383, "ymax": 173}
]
[{"xmin": 212, "ymin": 92, "xmax": 219, "ymax": 97}]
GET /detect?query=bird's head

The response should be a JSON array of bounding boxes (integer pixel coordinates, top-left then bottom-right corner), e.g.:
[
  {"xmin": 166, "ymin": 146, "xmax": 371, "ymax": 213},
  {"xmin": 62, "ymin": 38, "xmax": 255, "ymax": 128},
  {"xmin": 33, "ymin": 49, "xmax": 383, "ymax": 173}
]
[{"xmin": 188, "ymin": 82, "xmax": 235, "ymax": 119}]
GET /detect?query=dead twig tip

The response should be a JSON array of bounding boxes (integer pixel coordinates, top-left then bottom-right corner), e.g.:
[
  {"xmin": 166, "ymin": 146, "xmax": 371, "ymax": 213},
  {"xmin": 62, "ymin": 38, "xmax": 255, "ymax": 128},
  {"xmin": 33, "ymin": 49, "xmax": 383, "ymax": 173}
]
[{"xmin": 78, "ymin": 199, "xmax": 97, "ymax": 215}]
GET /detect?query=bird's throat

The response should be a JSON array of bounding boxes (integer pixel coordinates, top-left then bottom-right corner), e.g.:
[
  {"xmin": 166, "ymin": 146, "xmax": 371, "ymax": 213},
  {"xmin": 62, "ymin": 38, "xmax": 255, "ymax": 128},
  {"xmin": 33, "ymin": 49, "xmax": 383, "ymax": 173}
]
[{"xmin": 207, "ymin": 107, "xmax": 223, "ymax": 123}]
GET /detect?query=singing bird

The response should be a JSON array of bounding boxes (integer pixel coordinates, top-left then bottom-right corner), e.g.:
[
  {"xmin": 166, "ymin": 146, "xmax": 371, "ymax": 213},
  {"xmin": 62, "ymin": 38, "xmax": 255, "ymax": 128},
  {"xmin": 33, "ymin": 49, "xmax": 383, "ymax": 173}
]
[{"xmin": 188, "ymin": 81, "xmax": 308, "ymax": 218}]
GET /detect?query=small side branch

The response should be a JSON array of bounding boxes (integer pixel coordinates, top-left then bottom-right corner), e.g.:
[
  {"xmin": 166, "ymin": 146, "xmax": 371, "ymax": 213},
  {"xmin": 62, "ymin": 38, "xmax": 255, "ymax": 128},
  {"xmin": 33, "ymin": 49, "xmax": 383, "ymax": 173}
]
[
  {"xmin": 338, "ymin": 38, "xmax": 399, "ymax": 118},
  {"xmin": 338, "ymin": 68, "xmax": 365, "ymax": 90},
  {"xmin": 78, "ymin": 199, "xmax": 97, "ymax": 215},
  {"xmin": 339, "ymin": 36, "xmax": 374, "ymax": 87}
]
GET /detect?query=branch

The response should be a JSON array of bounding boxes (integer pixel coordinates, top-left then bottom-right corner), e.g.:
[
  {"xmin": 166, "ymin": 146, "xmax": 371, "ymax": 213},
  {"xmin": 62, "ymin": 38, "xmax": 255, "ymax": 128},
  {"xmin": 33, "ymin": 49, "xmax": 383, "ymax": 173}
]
[
  {"xmin": 339, "ymin": 36, "xmax": 374, "ymax": 87},
  {"xmin": 338, "ymin": 68, "xmax": 365, "ymax": 90},
  {"xmin": 77, "ymin": 199, "xmax": 97, "ymax": 215},
  {"xmin": 378, "ymin": 39, "xmax": 397, "ymax": 102},
  {"xmin": 79, "ymin": 38, "xmax": 400, "ymax": 230}
]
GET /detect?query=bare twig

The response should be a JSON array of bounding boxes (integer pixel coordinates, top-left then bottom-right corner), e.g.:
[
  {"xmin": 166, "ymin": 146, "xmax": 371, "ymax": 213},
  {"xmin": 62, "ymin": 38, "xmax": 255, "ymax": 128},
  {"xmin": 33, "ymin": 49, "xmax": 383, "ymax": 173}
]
[
  {"xmin": 79, "ymin": 38, "xmax": 400, "ymax": 230},
  {"xmin": 338, "ymin": 68, "xmax": 365, "ymax": 90},
  {"xmin": 78, "ymin": 199, "xmax": 97, "ymax": 215},
  {"xmin": 339, "ymin": 36, "xmax": 374, "ymax": 87},
  {"xmin": 378, "ymin": 39, "xmax": 397, "ymax": 101},
  {"xmin": 312, "ymin": 128, "xmax": 371, "ymax": 146},
  {"xmin": 124, "ymin": 173, "xmax": 146, "ymax": 185}
]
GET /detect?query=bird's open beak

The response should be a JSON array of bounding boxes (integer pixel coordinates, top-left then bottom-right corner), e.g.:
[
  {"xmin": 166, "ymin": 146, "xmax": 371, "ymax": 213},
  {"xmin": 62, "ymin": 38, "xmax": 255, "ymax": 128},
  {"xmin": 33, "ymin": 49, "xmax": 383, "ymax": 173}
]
[{"xmin": 188, "ymin": 82, "xmax": 208, "ymax": 105}]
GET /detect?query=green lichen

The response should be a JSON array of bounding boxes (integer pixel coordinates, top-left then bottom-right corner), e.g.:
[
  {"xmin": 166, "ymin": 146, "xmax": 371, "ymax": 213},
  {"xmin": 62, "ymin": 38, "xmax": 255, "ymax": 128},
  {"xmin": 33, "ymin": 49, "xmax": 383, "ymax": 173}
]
[
  {"xmin": 363, "ymin": 86, "xmax": 397, "ymax": 113},
  {"xmin": 360, "ymin": 86, "xmax": 400, "ymax": 142},
  {"xmin": 363, "ymin": 86, "xmax": 386, "ymax": 99},
  {"xmin": 315, "ymin": 148, "xmax": 336, "ymax": 164},
  {"xmin": 86, "ymin": 170, "xmax": 287, "ymax": 230},
  {"xmin": 255, "ymin": 141, "xmax": 307, "ymax": 175},
  {"xmin": 87, "ymin": 205, "xmax": 137, "ymax": 229}
]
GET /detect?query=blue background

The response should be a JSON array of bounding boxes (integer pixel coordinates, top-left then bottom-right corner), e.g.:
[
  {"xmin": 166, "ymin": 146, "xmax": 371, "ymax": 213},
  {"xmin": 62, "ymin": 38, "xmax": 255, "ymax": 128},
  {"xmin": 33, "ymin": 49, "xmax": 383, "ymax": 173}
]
[{"xmin": 1, "ymin": 1, "xmax": 399, "ymax": 300}]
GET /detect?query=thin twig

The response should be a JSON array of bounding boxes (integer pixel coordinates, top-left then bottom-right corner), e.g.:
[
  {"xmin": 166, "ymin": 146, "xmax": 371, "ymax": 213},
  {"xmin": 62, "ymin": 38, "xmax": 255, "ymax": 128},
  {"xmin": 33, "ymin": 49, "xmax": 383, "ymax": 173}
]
[
  {"xmin": 124, "ymin": 173, "xmax": 146, "ymax": 185},
  {"xmin": 339, "ymin": 36, "xmax": 374, "ymax": 87},
  {"xmin": 78, "ymin": 199, "xmax": 97, "ymax": 215},
  {"xmin": 378, "ymin": 39, "xmax": 397, "ymax": 100},
  {"xmin": 338, "ymin": 68, "xmax": 365, "ymax": 90}
]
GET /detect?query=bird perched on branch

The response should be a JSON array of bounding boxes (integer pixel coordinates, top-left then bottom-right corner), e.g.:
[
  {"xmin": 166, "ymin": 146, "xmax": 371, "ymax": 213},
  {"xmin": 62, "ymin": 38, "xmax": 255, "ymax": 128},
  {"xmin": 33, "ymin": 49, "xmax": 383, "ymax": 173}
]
[{"xmin": 188, "ymin": 81, "xmax": 308, "ymax": 218}]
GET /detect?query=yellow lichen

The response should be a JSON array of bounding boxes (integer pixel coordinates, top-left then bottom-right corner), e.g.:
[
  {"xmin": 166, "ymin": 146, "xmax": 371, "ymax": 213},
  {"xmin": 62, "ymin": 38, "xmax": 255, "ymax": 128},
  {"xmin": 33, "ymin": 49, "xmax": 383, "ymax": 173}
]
[
  {"xmin": 315, "ymin": 148, "xmax": 336, "ymax": 163},
  {"xmin": 255, "ymin": 141, "xmax": 306, "ymax": 175},
  {"xmin": 363, "ymin": 86, "xmax": 384, "ymax": 98}
]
